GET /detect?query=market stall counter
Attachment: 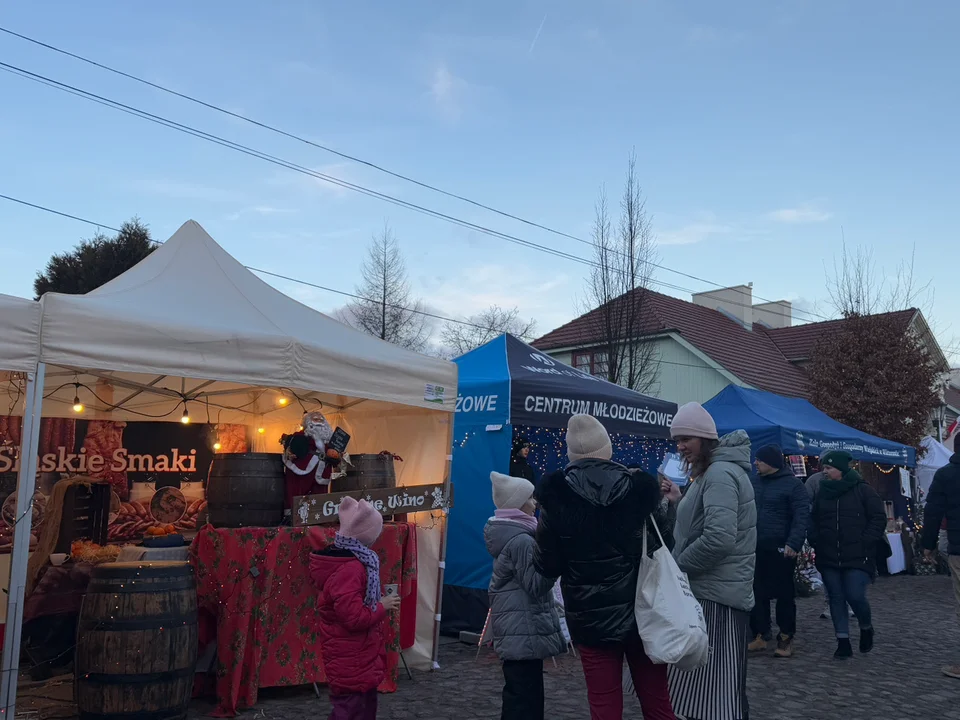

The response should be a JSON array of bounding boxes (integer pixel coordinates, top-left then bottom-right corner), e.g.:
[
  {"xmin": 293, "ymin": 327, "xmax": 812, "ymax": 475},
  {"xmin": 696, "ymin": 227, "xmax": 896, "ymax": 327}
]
[{"xmin": 190, "ymin": 522, "xmax": 417, "ymax": 717}]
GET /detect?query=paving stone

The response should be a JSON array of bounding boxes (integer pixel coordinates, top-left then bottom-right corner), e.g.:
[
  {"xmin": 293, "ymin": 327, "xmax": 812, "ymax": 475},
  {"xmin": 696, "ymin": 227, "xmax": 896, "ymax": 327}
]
[{"xmin": 188, "ymin": 575, "xmax": 960, "ymax": 719}]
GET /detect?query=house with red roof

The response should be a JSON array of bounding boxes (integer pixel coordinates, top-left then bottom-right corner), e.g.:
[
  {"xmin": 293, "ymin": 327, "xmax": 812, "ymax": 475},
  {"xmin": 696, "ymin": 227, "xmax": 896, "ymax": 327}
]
[{"xmin": 532, "ymin": 283, "xmax": 946, "ymax": 407}]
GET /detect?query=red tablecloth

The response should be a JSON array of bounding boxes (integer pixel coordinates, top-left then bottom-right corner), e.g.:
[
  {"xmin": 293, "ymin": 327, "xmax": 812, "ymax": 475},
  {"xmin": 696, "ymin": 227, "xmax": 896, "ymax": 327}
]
[{"xmin": 190, "ymin": 523, "xmax": 416, "ymax": 717}]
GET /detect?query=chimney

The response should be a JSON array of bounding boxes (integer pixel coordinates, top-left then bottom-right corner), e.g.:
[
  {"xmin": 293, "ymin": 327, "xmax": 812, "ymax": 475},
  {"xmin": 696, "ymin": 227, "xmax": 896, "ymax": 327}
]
[
  {"xmin": 692, "ymin": 284, "xmax": 753, "ymax": 329},
  {"xmin": 752, "ymin": 301, "xmax": 793, "ymax": 329}
]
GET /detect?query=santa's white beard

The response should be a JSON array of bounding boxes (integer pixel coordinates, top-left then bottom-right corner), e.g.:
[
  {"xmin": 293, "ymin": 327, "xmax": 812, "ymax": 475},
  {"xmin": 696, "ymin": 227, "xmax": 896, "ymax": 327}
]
[{"xmin": 304, "ymin": 425, "xmax": 332, "ymax": 449}]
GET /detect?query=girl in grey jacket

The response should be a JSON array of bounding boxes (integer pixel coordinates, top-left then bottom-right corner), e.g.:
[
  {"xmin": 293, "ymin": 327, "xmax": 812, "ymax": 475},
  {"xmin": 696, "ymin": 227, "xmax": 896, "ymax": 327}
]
[{"xmin": 485, "ymin": 471, "xmax": 566, "ymax": 720}]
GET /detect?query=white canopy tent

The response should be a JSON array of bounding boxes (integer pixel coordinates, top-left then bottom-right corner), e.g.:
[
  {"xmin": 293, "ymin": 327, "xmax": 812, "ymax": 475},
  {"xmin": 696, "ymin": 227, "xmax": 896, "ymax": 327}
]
[
  {"xmin": 918, "ymin": 435, "xmax": 953, "ymax": 496},
  {"xmin": 0, "ymin": 294, "xmax": 41, "ymax": 375},
  {"xmin": 0, "ymin": 222, "xmax": 458, "ymax": 713}
]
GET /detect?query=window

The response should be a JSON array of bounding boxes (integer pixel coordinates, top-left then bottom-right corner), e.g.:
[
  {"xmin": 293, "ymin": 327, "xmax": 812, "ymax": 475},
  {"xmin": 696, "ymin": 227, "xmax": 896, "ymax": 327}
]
[{"xmin": 573, "ymin": 351, "xmax": 608, "ymax": 378}]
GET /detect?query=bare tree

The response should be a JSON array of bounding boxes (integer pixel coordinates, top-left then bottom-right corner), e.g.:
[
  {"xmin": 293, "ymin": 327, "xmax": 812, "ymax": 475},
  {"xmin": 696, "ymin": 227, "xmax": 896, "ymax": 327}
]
[
  {"xmin": 813, "ymin": 239, "xmax": 945, "ymax": 452},
  {"xmin": 348, "ymin": 225, "xmax": 431, "ymax": 351},
  {"xmin": 441, "ymin": 305, "xmax": 538, "ymax": 357},
  {"xmin": 580, "ymin": 151, "xmax": 660, "ymax": 393},
  {"xmin": 827, "ymin": 239, "xmax": 932, "ymax": 318}
]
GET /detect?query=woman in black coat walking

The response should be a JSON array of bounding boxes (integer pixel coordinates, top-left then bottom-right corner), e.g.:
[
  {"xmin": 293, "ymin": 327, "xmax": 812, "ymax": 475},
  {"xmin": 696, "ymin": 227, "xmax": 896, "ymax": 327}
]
[
  {"xmin": 533, "ymin": 414, "xmax": 676, "ymax": 720},
  {"xmin": 808, "ymin": 451, "xmax": 886, "ymax": 659}
]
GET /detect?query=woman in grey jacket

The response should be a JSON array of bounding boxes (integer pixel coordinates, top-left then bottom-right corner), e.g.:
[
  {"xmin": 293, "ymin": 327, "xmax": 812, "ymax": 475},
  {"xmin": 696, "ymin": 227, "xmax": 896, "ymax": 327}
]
[
  {"xmin": 485, "ymin": 471, "xmax": 566, "ymax": 720},
  {"xmin": 662, "ymin": 403, "xmax": 757, "ymax": 720}
]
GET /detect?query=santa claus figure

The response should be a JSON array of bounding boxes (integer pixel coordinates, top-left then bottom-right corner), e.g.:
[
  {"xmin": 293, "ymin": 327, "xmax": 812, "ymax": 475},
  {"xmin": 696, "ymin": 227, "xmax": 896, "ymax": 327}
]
[{"xmin": 280, "ymin": 411, "xmax": 348, "ymax": 516}]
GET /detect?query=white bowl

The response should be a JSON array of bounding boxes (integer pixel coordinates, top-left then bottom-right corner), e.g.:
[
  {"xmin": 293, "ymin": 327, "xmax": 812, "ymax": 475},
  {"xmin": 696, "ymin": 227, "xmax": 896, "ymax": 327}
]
[{"xmin": 50, "ymin": 553, "xmax": 67, "ymax": 566}]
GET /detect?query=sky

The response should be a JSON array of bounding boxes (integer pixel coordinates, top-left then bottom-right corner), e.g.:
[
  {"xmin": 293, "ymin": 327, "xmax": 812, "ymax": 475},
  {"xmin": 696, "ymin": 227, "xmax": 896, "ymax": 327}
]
[{"xmin": 1, "ymin": 1, "xmax": 958, "ymax": 359}]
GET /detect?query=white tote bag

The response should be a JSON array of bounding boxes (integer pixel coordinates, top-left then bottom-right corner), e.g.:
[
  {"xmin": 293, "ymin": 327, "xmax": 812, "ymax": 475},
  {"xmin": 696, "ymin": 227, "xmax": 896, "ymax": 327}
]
[{"xmin": 633, "ymin": 518, "xmax": 709, "ymax": 672}]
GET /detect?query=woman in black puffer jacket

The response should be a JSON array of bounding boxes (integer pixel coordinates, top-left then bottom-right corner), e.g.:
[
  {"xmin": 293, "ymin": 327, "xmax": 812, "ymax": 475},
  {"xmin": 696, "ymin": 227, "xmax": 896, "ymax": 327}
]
[
  {"xmin": 534, "ymin": 414, "xmax": 676, "ymax": 720},
  {"xmin": 808, "ymin": 451, "xmax": 886, "ymax": 659}
]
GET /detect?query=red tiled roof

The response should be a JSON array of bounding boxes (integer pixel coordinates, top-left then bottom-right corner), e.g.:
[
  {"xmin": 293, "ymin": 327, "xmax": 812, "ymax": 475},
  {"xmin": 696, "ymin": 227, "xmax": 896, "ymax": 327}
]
[
  {"xmin": 762, "ymin": 309, "xmax": 916, "ymax": 362},
  {"xmin": 532, "ymin": 289, "xmax": 811, "ymax": 398}
]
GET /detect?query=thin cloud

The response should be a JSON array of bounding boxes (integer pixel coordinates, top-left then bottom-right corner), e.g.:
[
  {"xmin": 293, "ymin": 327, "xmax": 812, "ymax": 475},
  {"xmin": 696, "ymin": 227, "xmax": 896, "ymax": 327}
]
[
  {"xmin": 429, "ymin": 63, "xmax": 466, "ymax": 120},
  {"xmin": 768, "ymin": 204, "xmax": 833, "ymax": 224},
  {"xmin": 659, "ymin": 222, "xmax": 732, "ymax": 246}
]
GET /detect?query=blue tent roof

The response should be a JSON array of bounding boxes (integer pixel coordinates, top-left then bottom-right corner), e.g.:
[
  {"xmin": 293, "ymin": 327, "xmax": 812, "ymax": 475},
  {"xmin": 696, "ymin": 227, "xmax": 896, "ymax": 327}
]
[
  {"xmin": 454, "ymin": 333, "xmax": 677, "ymax": 438},
  {"xmin": 704, "ymin": 385, "xmax": 916, "ymax": 467}
]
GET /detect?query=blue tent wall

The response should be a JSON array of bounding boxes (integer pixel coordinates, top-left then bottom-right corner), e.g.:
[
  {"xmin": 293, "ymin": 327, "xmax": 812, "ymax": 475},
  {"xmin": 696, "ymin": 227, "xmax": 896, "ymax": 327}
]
[
  {"xmin": 442, "ymin": 337, "xmax": 512, "ymax": 634},
  {"xmin": 704, "ymin": 385, "xmax": 916, "ymax": 467},
  {"xmin": 442, "ymin": 334, "xmax": 678, "ymax": 634}
]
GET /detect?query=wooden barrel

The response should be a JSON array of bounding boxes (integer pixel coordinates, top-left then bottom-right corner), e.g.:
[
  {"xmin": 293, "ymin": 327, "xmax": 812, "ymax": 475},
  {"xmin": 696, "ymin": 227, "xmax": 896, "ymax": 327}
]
[
  {"xmin": 337, "ymin": 453, "xmax": 397, "ymax": 493},
  {"xmin": 76, "ymin": 561, "xmax": 198, "ymax": 720},
  {"xmin": 206, "ymin": 452, "xmax": 284, "ymax": 528}
]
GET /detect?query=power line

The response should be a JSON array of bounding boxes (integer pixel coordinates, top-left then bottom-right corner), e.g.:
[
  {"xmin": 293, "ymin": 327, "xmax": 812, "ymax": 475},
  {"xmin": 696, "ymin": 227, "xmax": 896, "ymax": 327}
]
[
  {"xmin": 0, "ymin": 193, "xmax": 530, "ymax": 338},
  {"xmin": 0, "ymin": 192, "xmax": 729, "ymax": 371},
  {"xmin": 0, "ymin": 60, "xmax": 829, "ymax": 325},
  {"xmin": 0, "ymin": 31, "xmax": 830, "ymax": 323}
]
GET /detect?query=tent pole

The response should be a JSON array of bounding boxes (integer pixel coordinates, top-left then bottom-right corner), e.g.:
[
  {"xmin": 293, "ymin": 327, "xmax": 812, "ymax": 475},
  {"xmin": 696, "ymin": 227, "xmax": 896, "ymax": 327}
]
[
  {"xmin": 430, "ymin": 428, "xmax": 454, "ymax": 670},
  {"xmin": 0, "ymin": 362, "xmax": 45, "ymax": 718}
]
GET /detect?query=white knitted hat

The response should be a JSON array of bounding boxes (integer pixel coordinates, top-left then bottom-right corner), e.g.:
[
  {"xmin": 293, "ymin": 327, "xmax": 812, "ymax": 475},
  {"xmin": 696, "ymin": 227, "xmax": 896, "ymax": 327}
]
[
  {"xmin": 566, "ymin": 414, "xmax": 613, "ymax": 463},
  {"xmin": 490, "ymin": 471, "xmax": 535, "ymax": 510}
]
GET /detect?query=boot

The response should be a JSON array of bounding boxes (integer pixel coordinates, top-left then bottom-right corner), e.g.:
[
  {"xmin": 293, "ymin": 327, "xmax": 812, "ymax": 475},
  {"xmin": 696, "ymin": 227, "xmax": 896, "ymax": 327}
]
[
  {"xmin": 859, "ymin": 627, "xmax": 874, "ymax": 654},
  {"xmin": 834, "ymin": 638, "xmax": 853, "ymax": 659},
  {"xmin": 774, "ymin": 634, "xmax": 794, "ymax": 658},
  {"xmin": 747, "ymin": 634, "xmax": 768, "ymax": 652}
]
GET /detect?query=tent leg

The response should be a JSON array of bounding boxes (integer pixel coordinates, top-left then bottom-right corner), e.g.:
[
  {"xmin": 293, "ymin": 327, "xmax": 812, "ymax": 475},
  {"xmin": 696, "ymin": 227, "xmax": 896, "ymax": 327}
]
[
  {"xmin": 0, "ymin": 363, "xmax": 45, "ymax": 717},
  {"xmin": 430, "ymin": 452, "xmax": 453, "ymax": 671}
]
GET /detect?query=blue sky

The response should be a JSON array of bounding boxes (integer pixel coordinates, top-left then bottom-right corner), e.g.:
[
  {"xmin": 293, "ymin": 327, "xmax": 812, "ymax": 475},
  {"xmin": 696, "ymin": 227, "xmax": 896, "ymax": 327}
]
[{"xmin": 2, "ymin": 1, "xmax": 957, "ymax": 358}]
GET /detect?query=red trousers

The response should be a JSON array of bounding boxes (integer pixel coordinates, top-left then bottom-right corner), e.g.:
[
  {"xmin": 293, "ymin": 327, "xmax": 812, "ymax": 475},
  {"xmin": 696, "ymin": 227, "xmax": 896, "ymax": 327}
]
[{"xmin": 578, "ymin": 633, "xmax": 676, "ymax": 720}]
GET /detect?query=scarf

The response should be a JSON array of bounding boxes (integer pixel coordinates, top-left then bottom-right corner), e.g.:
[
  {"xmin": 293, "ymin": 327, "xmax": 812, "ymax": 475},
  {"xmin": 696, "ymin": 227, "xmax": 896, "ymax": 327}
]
[
  {"xmin": 819, "ymin": 469, "xmax": 862, "ymax": 501},
  {"xmin": 334, "ymin": 533, "xmax": 381, "ymax": 609},
  {"xmin": 493, "ymin": 508, "xmax": 538, "ymax": 533}
]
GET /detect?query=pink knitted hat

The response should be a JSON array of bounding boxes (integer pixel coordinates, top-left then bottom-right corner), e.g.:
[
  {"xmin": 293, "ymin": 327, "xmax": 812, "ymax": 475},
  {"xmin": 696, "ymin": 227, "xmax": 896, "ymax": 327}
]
[
  {"xmin": 338, "ymin": 497, "xmax": 383, "ymax": 547},
  {"xmin": 670, "ymin": 402, "xmax": 719, "ymax": 440}
]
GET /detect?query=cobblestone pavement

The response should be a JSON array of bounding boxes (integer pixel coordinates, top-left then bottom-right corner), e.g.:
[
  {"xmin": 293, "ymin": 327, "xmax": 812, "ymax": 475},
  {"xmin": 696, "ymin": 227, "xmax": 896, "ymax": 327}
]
[{"xmin": 188, "ymin": 575, "xmax": 960, "ymax": 719}]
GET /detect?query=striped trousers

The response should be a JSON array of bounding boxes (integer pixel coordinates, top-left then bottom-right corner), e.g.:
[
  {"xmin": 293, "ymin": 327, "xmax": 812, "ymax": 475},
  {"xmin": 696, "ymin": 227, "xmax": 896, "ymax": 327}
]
[{"xmin": 667, "ymin": 600, "xmax": 749, "ymax": 720}]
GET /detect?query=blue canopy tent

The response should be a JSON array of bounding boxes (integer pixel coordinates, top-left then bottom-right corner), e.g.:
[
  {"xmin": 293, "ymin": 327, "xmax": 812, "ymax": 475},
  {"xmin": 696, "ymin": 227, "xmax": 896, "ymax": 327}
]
[
  {"xmin": 703, "ymin": 385, "xmax": 916, "ymax": 467},
  {"xmin": 442, "ymin": 334, "xmax": 678, "ymax": 634}
]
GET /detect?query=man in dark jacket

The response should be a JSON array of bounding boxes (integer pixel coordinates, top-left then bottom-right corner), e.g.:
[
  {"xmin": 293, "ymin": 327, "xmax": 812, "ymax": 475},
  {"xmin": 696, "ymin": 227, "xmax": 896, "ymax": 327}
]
[
  {"xmin": 747, "ymin": 445, "xmax": 809, "ymax": 658},
  {"xmin": 534, "ymin": 414, "xmax": 675, "ymax": 719},
  {"xmin": 921, "ymin": 451, "xmax": 960, "ymax": 679},
  {"xmin": 510, "ymin": 436, "xmax": 537, "ymax": 485}
]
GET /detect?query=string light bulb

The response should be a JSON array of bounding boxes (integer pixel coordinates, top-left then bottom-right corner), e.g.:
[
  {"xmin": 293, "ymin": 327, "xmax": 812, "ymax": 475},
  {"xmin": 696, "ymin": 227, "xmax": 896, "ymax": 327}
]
[
  {"xmin": 257, "ymin": 426, "xmax": 266, "ymax": 435},
  {"xmin": 181, "ymin": 406, "xmax": 191, "ymax": 425},
  {"xmin": 213, "ymin": 440, "xmax": 222, "ymax": 451},
  {"xmin": 72, "ymin": 383, "xmax": 84, "ymax": 413},
  {"xmin": 278, "ymin": 395, "xmax": 289, "ymax": 407}
]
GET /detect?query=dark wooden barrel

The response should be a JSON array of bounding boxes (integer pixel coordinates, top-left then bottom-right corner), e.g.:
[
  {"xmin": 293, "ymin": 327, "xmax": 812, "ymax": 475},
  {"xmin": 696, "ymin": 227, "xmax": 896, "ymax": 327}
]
[
  {"xmin": 337, "ymin": 453, "xmax": 397, "ymax": 493},
  {"xmin": 76, "ymin": 561, "xmax": 198, "ymax": 720},
  {"xmin": 206, "ymin": 452, "xmax": 284, "ymax": 528}
]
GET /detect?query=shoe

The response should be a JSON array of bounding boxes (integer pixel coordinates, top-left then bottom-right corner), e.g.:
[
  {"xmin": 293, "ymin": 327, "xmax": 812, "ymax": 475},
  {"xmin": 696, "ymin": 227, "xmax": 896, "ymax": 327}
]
[
  {"xmin": 820, "ymin": 611, "xmax": 829, "ymax": 619},
  {"xmin": 747, "ymin": 634, "xmax": 768, "ymax": 652},
  {"xmin": 942, "ymin": 665, "xmax": 960, "ymax": 679},
  {"xmin": 859, "ymin": 628, "xmax": 874, "ymax": 654},
  {"xmin": 834, "ymin": 639, "xmax": 853, "ymax": 659},
  {"xmin": 774, "ymin": 634, "xmax": 794, "ymax": 658}
]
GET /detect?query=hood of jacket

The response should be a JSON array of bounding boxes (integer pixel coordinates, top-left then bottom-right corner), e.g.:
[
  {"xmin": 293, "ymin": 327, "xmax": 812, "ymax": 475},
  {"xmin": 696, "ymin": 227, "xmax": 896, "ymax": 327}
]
[
  {"xmin": 309, "ymin": 548, "xmax": 356, "ymax": 591},
  {"xmin": 951, "ymin": 453, "xmax": 960, "ymax": 466},
  {"xmin": 712, "ymin": 430, "xmax": 753, "ymax": 473},
  {"xmin": 484, "ymin": 518, "xmax": 532, "ymax": 559},
  {"xmin": 564, "ymin": 458, "xmax": 632, "ymax": 506}
]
